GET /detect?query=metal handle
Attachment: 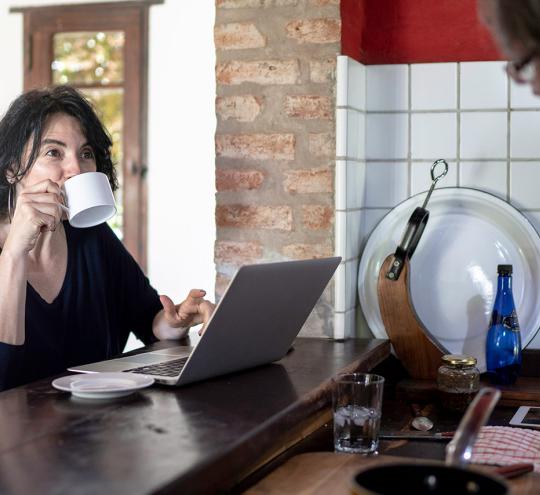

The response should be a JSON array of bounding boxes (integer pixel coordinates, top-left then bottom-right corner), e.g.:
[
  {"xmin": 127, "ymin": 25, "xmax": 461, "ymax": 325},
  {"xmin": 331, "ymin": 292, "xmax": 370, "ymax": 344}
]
[
  {"xmin": 421, "ymin": 159, "xmax": 449, "ymax": 210},
  {"xmin": 385, "ymin": 159, "xmax": 448, "ymax": 281},
  {"xmin": 445, "ymin": 387, "xmax": 501, "ymax": 468}
]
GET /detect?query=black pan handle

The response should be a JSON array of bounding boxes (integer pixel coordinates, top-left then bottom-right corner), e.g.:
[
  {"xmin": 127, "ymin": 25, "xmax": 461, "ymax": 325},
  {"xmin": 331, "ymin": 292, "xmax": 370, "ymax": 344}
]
[
  {"xmin": 386, "ymin": 207, "xmax": 429, "ymax": 280},
  {"xmin": 385, "ymin": 159, "xmax": 447, "ymax": 281}
]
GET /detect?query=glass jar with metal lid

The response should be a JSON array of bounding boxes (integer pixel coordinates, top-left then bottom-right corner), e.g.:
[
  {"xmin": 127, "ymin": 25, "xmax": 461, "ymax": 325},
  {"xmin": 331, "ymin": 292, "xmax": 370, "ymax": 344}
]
[{"xmin": 437, "ymin": 354, "xmax": 480, "ymax": 412}]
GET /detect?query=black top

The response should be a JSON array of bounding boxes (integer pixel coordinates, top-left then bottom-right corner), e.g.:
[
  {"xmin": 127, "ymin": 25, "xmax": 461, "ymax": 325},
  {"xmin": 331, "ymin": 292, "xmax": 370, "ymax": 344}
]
[
  {"xmin": 0, "ymin": 222, "xmax": 161, "ymax": 391},
  {"xmin": 497, "ymin": 264, "xmax": 513, "ymax": 275}
]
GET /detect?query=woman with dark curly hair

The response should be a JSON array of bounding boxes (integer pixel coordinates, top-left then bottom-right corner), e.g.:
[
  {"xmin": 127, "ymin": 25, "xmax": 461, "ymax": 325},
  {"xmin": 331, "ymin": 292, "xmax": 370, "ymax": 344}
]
[
  {"xmin": 478, "ymin": 0, "xmax": 540, "ymax": 94},
  {"xmin": 0, "ymin": 85, "xmax": 214, "ymax": 390}
]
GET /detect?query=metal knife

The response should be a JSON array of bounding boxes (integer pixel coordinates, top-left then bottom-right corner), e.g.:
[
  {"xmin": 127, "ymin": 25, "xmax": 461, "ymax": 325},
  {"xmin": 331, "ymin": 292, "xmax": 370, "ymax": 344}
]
[{"xmin": 379, "ymin": 431, "xmax": 454, "ymax": 441}]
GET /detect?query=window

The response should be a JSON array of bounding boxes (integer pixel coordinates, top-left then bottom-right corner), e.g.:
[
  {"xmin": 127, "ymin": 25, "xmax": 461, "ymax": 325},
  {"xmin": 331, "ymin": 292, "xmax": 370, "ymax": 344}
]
[{"xmin": 12, "ymin": 1, "xmax": 162, "ymax": 269}]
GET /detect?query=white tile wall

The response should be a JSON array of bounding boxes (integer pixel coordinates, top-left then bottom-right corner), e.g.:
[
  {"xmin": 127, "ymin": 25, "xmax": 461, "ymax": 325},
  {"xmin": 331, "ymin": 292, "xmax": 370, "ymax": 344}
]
[
  {"xmin": 334, "ymin": 309, "xmax": 356, "ymax": 339},
  {"xmin": 334, "ymin": 259, "xmax": 359, "ymax": 313},
  {"xmin": 511, "ymin": 112, "xmax": 540, "ymax": 158},
  {"xmin": 411, "ymin": 63, "xmax": 457, "ymax": 110},
  {"xmin": 460, "ymin": 112, "xmax": 507, "ymax": 159},
  {"xmin": 337, "ymin": 55, "xmax": 366, "ymax": 110},
  {"xmin": 460, "ymin": 161, "xmax": 507, "ymax": 199},
  {"xmin": 460, "ymin": 61, "xmax": 507, "ymax": 109},
  {"xmin": 366, "ymin": 114, "xmax": 408, "ymax": 159},
  {"xmin": 334, "ymin": 262, "xmax": 346, "ymax": 312},
  {"xmin": 365, "ymin": 162, "xmax": 408, "ymax": 208},
  {"xmin": 366, "ymin": 65, "xmax": 408, "ymax": 111},
  {"xmin": 335, "ymin": 108, "xmax": 348, "ymax": 157},
  {"xmin": 347, "ymin": 111, "xmax": 365, "ymax": 160},
  {"xmin": 336, "ymin": 108, "xmax": 365, "ymax": 159},
  {"xmin": 510, "ymin": 162, "xmax": 540, "ymax": 209},
  {"xmin": 361, "ymin": 209, "xmax": 389, "ymax": 248},
  {"xmin": 335, "ymin": 210, "xmax": 347, "ymax": 261},
  {"xmin": 511, "ymin": 79, "xmax": 540, "ymax": 108},
  {"xmin": 346, "ymin": 161, "xmax": 366, "ymax": 209},
  {"xmin": 335, "ymin": 159, "xmax": 347, "ymax": 211},
  {"xmin": 336, "ymin": 160, "xmax": 367, "ymax": 211},
  {"xmin": 411, "ymin": 113, "xmax": 457, "ymax": 159},
  {"xmin": 336, "ymin": 56, "xmax": 349, "ymax": 108},
  {"xmin": 335, "ymin": 56, "xmax": 366, "ymax": 338},
  {"xmin": 335, "ymin": 56, "xmax": 540, "ymax": 349},
  {"xmin": 345, "ymin": 210, "xmax": 362, "ymax": 260}
]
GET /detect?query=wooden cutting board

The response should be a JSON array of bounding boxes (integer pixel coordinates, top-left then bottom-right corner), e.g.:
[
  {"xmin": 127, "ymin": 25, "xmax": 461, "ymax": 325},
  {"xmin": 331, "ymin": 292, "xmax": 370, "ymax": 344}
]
[
  {"xmin": 377, "ymin": 255, "xmax": 444, "ymax": 379},
  {"xmin": 245, "ymin": 452, "xmax": 540, "ymax": 495}
]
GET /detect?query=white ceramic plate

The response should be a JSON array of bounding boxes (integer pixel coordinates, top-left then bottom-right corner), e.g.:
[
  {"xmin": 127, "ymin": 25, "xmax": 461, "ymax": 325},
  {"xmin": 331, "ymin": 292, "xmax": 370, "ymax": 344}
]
[
  {"xmin": 52, "ymin": 372, "xmax": 154, "ymax": 399},
  {"xmin": 358, "ymin": 188, "xmax": 540, "ymax": 372}
]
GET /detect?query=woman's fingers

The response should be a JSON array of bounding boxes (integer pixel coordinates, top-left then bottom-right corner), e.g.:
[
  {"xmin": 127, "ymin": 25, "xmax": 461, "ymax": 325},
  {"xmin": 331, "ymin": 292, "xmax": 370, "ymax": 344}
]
[
  {"xmin": 13, "ymin": 199, "xmax": 61, "ymax": 233},
  {"xmin": 177, "ymin": 289, "xmax": 207, "ymax": 319},
  {"xmin": 185, "ymin": 289, "xmax": 206, "ymax": 305},
  {"xmin": 22, "ymin": 179, "xmax": 63, "ymax": 195},
  {"xmin": 23, "ymin": 201, "xmax": 62, "ymax": 228},
  {"xmin": 14, "ymin": 180, "xmax": 66, "ymax": 230},
  {"xmin": 160, "ymin": 290, "xmax": 215, "ymax": 330},
  {"xmin": 2, "ymin": 181, "xmax": 66, "ymax": 256},
  {"xmin": 19, "ymin": 192, "xmax": 65, "ymax": 206},
  {"xmin": 160, "ymin": 294, "xmax": 195, "ymax": 328}
]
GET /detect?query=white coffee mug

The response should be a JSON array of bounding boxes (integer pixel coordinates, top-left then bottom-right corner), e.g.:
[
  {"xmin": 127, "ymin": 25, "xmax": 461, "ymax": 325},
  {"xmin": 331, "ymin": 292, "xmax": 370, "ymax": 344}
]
[{"xmin": 62, "ymin": 172, "xmax": 116, "ymax": 228}]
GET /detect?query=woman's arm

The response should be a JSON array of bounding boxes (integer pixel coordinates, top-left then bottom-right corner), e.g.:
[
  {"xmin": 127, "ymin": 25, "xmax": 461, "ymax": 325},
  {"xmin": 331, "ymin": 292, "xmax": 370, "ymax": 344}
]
[
  {"xmin": 0, "ymin": 179, "xmax": 63, "ymax": 345},
  {"xmin": 0, "ymin": 249, "xmax": 28, "ymax": 345}
]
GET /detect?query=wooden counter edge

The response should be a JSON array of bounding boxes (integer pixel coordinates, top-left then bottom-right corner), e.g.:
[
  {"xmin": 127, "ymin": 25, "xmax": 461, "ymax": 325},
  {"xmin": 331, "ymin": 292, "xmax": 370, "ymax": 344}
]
[
  {"xmin": 244, "ymin": 452, "xmax": 540, "ymax": 495},
  {"xmin": 156, "ymin": 339, "xmax": 391, "ymax": 495}
]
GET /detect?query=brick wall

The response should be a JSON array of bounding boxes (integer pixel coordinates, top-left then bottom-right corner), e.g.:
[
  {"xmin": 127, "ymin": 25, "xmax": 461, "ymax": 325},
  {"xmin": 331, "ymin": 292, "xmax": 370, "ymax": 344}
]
[{"xmin": 214, "ymin": 0, "xmax": 340, "ymax": 337}]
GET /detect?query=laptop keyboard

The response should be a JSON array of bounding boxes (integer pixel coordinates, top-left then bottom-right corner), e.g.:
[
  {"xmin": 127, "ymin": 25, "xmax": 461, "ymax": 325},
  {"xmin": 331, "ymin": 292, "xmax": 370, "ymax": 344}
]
[{"xmin": 123, "ymin": 357, "xmax": 189, "ymax": 377}]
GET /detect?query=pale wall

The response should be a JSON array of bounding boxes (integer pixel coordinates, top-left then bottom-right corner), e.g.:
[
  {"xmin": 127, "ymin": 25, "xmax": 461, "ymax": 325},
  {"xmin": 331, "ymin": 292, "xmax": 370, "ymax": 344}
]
[{"xmin": 0, "ymin": 0, "xmax": 217, "ymax": 303}]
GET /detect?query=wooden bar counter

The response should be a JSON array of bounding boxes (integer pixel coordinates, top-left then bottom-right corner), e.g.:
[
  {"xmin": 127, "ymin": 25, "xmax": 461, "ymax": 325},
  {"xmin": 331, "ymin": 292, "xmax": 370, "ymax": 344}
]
[
  {"xmin": 0, "ymin": 337, "xmax": 390, "ymax": 495},
  {"xmin": 245, "ymin": 352, "xmax": 540, "ymax": 495}
]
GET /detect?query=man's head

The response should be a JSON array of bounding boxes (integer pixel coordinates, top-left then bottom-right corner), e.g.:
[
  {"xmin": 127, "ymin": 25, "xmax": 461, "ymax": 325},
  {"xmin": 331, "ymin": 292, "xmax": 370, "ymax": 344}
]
[{"xmin": 478, "ymin": 0, "xmax": 540, "ymax": 93}]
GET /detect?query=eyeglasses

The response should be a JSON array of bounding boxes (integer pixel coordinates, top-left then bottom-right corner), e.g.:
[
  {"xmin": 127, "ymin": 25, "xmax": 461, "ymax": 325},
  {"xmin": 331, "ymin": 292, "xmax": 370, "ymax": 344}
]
[{"xmin": 507, "ymin": 51, "xmax": 538, "ymax": 83}]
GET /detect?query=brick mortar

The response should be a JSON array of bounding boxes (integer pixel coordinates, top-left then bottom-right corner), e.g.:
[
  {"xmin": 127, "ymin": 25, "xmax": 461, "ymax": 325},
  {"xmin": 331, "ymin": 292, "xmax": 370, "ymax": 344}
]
[
  {"xmin": 216, "ymin": 6, "xmax": 340, "ymax": 23},
  {"xmin": 215, "ymin": 2, "xmax": 340, "ymax": 337}
]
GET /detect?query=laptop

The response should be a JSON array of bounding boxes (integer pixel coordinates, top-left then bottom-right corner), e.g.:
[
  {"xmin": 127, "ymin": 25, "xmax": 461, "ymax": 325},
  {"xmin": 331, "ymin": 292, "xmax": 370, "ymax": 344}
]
[{"xmin": 69, "ymin": 257, "xmax": 341, "ymax": 386}]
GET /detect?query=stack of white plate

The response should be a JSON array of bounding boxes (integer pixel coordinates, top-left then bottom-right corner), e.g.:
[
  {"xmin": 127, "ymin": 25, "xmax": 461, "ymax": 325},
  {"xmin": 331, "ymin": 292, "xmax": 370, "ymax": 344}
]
[{"xmin": 358, "ymin": 188, "xmax": 540, "ymax": 372}]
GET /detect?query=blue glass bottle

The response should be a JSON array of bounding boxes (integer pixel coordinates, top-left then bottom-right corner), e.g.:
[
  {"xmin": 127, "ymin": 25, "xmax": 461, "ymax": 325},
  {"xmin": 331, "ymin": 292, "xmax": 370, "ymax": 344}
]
[{"xmin": 486, "ymin": 264, "xmax": 522, "ymax": 385}]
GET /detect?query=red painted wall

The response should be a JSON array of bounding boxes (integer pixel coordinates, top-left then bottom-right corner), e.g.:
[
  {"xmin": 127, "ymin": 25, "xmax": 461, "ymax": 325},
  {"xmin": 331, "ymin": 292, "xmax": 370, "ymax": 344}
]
[{"xmin": 341, "ymin": 0, "xmax": 503, "ymax": 64}]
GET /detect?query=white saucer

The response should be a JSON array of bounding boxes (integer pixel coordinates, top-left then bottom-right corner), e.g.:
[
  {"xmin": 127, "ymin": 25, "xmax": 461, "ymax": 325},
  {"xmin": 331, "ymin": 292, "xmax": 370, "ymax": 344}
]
[
  {"xmin": 52, "ymin": 372, "xmax": 154, "ymax": 399},
  {"xmin": 358, "ymin": 188, "xmax": 540, "ymax": 372}
]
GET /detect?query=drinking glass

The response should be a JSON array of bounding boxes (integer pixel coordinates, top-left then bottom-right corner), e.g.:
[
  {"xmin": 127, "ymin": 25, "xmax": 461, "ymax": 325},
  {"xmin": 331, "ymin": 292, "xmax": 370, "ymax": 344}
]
[{"xmin": 332, "ymin": 373, "xmax": 384, "ymax": 454}]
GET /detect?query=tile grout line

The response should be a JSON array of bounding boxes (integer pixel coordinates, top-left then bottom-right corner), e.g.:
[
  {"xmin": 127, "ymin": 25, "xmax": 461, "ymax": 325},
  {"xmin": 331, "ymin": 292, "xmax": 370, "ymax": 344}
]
[
  {"xmin": 334, "ymin": 55, "xmax": 347, "ymax": 340},
  {"xmin": 346, "ymin": 107, "xmax": 540, "ymax": 114},
  {"xmin": 339, "ymin": 205, "xmax": 540, "ymax": 212},
  {"xmin": 408, "ymin": 64, "xmax": 412, "ymax": 198},
  {"xmin": 507, "ymin": 71, "xmax": 512, "ymax": 202},
  {"xmin": 357, "ymin": 158, "xmax": 539, "ymax": 162},
  {"xmin": 457, "ymin": 62, "xmax": 461, "ymax": 187}
]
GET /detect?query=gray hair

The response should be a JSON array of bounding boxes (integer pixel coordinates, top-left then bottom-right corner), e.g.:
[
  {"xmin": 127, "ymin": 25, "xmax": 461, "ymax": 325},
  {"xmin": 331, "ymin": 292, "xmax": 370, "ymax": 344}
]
[{"xmin": 492, "ymin": 0, "xmax": 540, "ymax": 49}]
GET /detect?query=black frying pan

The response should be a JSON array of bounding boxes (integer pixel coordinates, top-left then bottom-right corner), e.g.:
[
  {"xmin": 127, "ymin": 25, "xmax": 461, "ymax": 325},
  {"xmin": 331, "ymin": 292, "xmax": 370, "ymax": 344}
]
[
  {"xmin": 352, "ymin": 462, "xmax": 506, "ymax": 494},
  {"xmin": 351, "ymin": 388, "xmax": 509, "ymax": 495}
]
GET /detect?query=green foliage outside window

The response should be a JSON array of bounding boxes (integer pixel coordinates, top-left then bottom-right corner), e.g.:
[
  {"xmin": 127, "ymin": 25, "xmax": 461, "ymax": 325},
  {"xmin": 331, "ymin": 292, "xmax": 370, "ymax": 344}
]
[{"xmin": 52, "ymin": 32, "xmax": 125, "ymax": 239}]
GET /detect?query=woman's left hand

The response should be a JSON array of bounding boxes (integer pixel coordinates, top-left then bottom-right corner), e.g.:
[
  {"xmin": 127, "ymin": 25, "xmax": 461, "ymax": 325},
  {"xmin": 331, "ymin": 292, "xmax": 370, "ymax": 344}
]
[{"xmin": 159, "ymin": 289, "xmax": 215, "ymax": 335}]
